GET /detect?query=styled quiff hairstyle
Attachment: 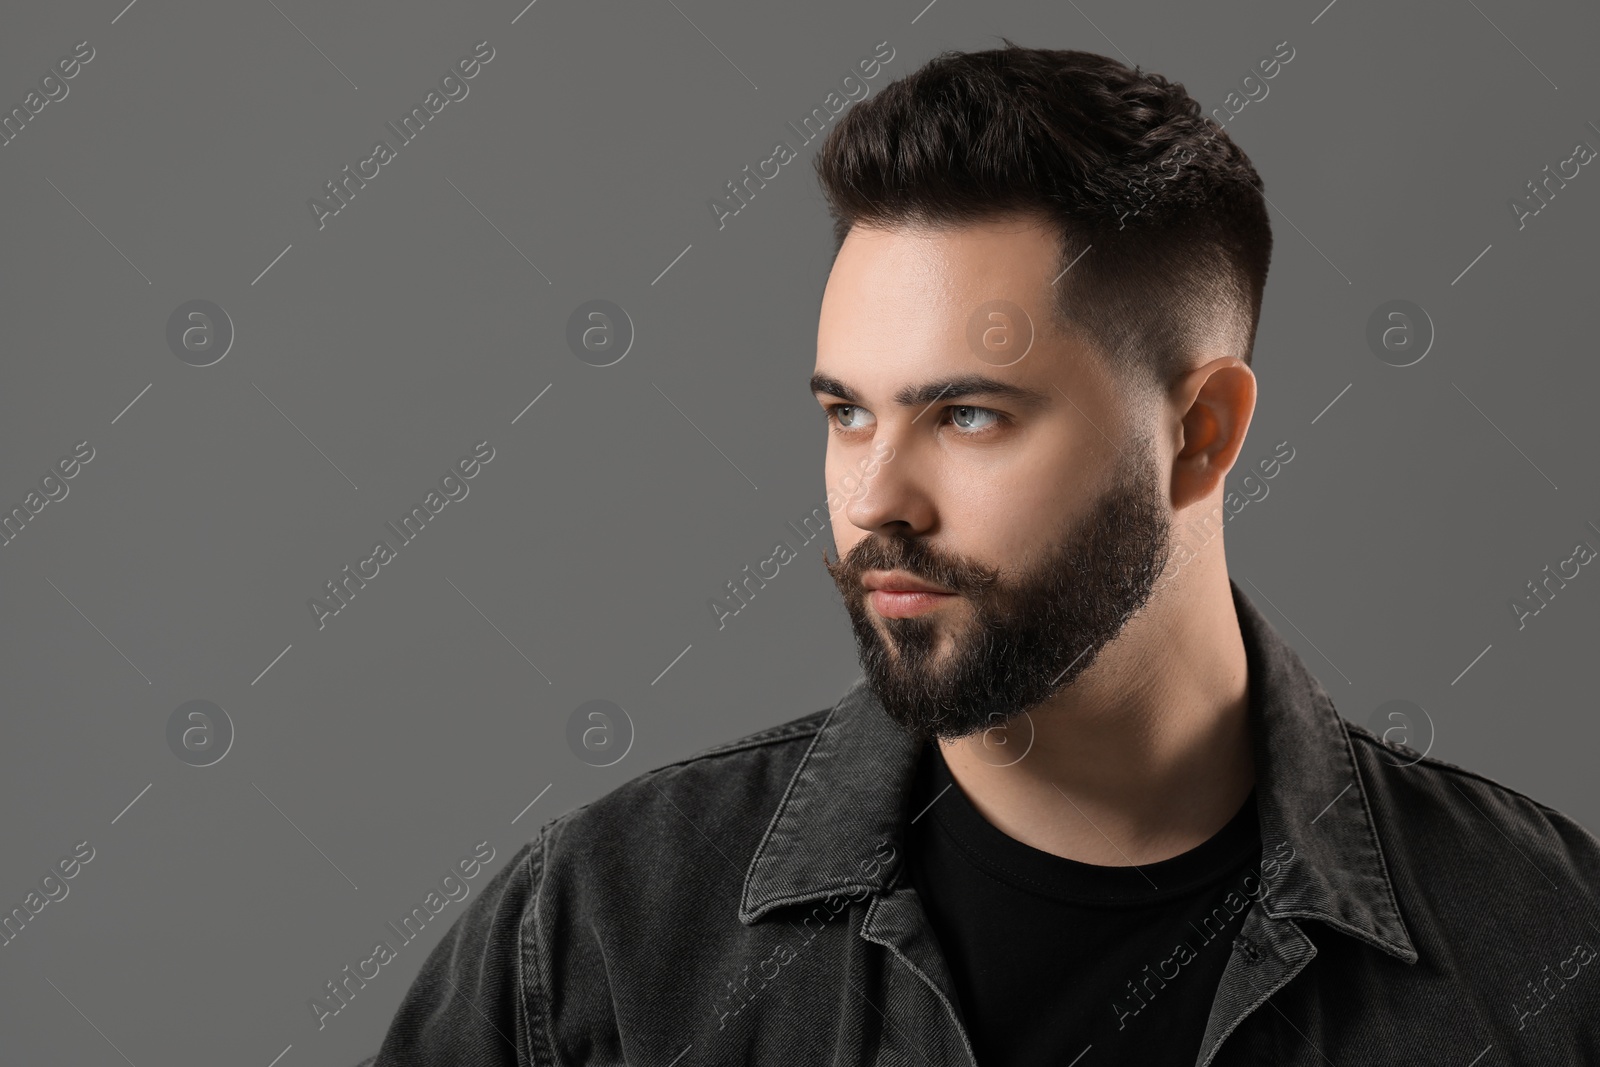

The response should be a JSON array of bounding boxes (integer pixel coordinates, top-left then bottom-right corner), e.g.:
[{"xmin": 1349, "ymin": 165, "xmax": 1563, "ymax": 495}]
[{"xmin": 814, "ymin": 41, "xmax": 1274, "ymax": 394}]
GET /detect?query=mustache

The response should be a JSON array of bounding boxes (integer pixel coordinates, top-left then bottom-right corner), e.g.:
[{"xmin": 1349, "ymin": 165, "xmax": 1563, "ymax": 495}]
[{"xmin": 824, "ymin": 536, "xmax": 1001, "ymax": 596}]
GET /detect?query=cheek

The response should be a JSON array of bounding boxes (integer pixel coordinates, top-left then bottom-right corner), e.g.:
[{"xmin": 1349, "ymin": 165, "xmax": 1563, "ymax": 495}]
[
  {"xmin": 947, "ymin": 448, "xmax": 1082, "ymax": 555},
  {"xmin": 1009, "ymin": 491, "xmax": 1064, "ymax": 537},
  {"xmin": 973, "ymin": 482, "xmax": 1063, "ymax": 559},
  {"xmin": 823, "ymin": 455, "xmax": 850, "ymax": 514}
]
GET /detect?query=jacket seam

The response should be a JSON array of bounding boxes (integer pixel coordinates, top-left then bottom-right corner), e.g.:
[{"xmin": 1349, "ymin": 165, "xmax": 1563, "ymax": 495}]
[
  {"xmin": 741, "ymin": 880, "xmax": 879, "ymax": 915},
  {"xmin": 656, "ymin": 714, "xmax": 829, "ymax": 772},
  {"xmin": 535, "ymin": 719, "xmax": 824, "ymax": 858},
  {"xmin": 522, "ymin": 818, "xmax": 557, "ymax": 1067},
  {"xmin": 581, "ymin": 719, "xmax": 825, "ymax": 812},
  {"xmin": 1345, "ymin": 722, "xmax": 1583, "ymax": 822},
  {"xmin": 1325, "ymin": 702, "xmax": 1416, "ymax": 961}
]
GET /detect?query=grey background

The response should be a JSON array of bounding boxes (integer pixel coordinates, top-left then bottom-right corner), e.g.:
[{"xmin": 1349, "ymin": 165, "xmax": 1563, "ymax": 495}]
[{"xmin": 1, "ymin": 0, "xmax": 1596, "ymax": 1062}]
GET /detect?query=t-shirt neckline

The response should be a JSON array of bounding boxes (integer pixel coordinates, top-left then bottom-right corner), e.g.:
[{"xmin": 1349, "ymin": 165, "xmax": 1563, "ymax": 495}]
[{"xmin": 913, "ymin": 740, "xmax": 1261, "ymax": 907}]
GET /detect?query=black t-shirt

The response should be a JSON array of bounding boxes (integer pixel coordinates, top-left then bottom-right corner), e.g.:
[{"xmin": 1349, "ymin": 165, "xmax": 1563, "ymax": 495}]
[{"xmin": 906, "ymin": 741, "xmax": 1262, "ymax": 1067}]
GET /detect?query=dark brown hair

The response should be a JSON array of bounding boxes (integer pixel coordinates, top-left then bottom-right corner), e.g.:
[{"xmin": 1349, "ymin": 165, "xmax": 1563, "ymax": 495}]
[{"xmin": 814, "ymin": 41, "xmax": 1273, "ymax": 393}]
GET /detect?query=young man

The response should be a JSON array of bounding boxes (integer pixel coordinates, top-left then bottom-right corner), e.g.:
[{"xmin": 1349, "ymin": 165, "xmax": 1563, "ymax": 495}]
[{"xmin": 366, "ymin": 44, "xmax": 1600, "ymax": 1066}]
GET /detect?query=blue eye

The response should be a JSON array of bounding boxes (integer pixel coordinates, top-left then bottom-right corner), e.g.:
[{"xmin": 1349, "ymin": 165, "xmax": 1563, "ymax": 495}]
[
  {"xmin": 823, "ymin": 404, "xmax": 1007, "ymax": 438},
  {"xmin": 948, "ymin": 406, "xmax": 1001, "ymax": 433},
  {"xmin": 824, "ymin": 404, "xmax": 874, "ymax": 432}
]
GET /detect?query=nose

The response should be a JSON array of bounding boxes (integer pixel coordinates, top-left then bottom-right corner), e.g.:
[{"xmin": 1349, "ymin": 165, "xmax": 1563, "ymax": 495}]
[{"xmin": 840, "ymin": 435, "xmax": 935, "ymax": 538}]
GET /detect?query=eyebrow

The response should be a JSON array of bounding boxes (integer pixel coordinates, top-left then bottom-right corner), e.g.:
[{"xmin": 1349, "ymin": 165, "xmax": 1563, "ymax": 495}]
[{"xmin": 809, "ymin": 372, "xmax": 1052, "ymax": 411}]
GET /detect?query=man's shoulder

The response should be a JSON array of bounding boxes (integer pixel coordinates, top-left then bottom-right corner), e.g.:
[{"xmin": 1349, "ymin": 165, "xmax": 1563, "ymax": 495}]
[
  {"xmin": 534, "ymin": 704, "xmax": 834, "ymax": 875},
  {"xmin": 657, "ymin": 704, "xmax": 835, "ymax": 769},
  {"xmin": 1343, "ymin": 718, "xmax": 1600, "ymax": 889},
  {"xmin": 362, "ymin": 708, "xmax": 840, "ymax": 1066}
]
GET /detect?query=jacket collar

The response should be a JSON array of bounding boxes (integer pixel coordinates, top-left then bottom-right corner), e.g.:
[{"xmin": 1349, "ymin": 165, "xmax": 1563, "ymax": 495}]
[{"xmin": 739, "ymin": 579, "xmax": 1418, "ymax": 964}]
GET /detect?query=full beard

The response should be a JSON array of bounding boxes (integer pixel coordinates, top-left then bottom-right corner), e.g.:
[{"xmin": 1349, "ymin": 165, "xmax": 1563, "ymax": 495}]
[{"xmin": 823, "ymin": 439, "xmax": 1172, "ymax": 744}]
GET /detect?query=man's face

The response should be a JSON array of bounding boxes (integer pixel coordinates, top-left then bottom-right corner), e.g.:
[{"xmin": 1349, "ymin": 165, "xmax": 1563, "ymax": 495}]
[{"xmin": 814, "ymin": 216, "xmax": 1174, "ymax": 744}]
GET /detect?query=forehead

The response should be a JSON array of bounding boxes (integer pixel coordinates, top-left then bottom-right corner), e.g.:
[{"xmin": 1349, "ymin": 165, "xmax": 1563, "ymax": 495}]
[
  {"xmin": 824, "ymin": 215, "xmax": 1061, "ymax": 314},
  {"xmin": 816, "ymin": 215, "xmax": 1074, "ymax": 389}
]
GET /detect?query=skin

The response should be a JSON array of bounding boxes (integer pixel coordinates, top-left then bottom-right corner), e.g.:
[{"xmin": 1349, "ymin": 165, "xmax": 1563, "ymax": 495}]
[{"xmin": 813, "ymin": 213, "xmax": 1261, "ymax": 867}]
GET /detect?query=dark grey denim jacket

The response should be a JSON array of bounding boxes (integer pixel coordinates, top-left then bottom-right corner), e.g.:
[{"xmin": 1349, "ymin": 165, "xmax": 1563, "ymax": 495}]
[{"xmin": 363, "ymin": 582, "xmax": 1600, "ymax": 1065}]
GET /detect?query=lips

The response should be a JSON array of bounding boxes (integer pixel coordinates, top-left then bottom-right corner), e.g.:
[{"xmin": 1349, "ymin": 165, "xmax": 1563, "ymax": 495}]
[{"xmin": 861, "ymin": 570, "xmax": 955, "ymax": 595}]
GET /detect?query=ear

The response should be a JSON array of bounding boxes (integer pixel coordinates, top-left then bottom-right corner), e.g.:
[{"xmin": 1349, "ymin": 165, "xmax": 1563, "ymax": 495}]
[{"xmin": 1169, "ymin": 357, "xmax": 1257, "ymax": 510}]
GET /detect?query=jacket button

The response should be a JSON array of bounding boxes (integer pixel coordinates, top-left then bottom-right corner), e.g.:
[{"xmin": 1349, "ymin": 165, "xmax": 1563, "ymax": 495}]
[{"xmin": 1234, "ymin": 934, "xmax": 1262, "ymax": 963}]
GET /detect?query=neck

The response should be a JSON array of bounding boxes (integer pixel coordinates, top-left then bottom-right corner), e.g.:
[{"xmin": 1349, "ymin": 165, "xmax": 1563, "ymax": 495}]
[{"xmin": 937, "ymin": 558, "xmax": 1254, "ymax": 867}]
